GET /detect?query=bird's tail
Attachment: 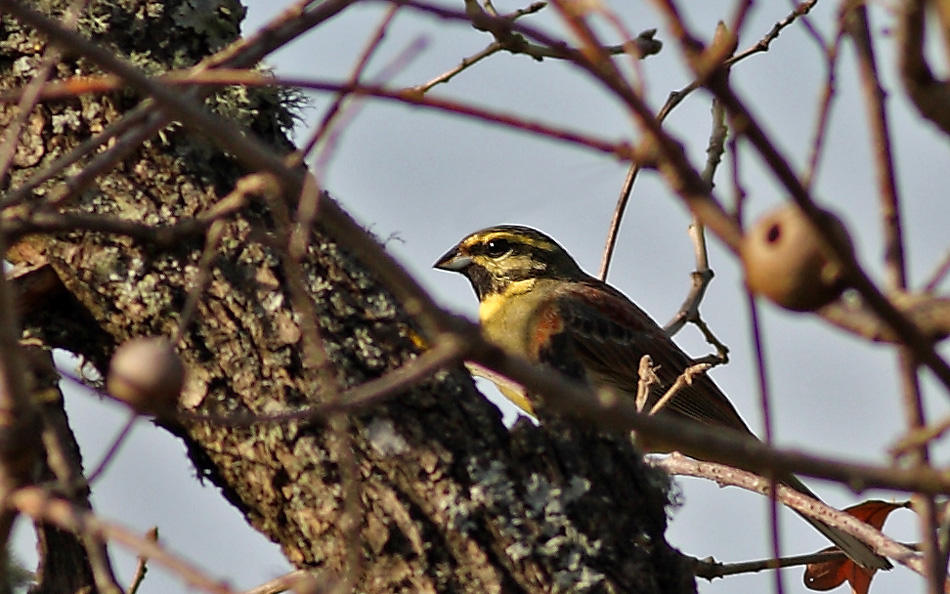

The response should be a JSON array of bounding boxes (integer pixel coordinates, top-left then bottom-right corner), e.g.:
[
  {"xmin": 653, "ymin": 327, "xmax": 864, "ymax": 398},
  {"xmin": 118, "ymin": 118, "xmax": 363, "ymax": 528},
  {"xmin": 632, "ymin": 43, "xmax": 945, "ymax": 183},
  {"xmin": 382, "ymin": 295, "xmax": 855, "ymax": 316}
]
[{"xmin": 783, "ymin": 474, "xmax": 892, "ymax": 571}]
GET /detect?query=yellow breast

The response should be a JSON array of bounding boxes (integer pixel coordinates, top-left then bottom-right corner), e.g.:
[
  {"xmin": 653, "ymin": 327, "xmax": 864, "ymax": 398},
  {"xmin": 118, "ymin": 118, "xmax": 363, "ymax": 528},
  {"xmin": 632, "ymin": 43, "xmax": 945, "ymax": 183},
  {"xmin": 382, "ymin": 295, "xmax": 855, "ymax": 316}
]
[
  {"xmin": 477, "ymin": 278, "xmax": 545, "ymax": 356},
  {"xmin": 477, "ymin": 278, "xmax": 561, "ymax": 416}
]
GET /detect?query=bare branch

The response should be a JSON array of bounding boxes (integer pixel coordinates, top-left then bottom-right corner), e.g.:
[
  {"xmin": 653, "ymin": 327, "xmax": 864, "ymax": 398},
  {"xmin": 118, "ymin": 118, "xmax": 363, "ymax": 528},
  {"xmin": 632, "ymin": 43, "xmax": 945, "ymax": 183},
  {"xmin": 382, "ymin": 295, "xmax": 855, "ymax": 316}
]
[
  {"xmin": 651, "ymin": 455, "xmax": 920, "ymax": 574},
  {"xmin": 694, "ymin": 549, "xmax": 850, "ymax": 579}
]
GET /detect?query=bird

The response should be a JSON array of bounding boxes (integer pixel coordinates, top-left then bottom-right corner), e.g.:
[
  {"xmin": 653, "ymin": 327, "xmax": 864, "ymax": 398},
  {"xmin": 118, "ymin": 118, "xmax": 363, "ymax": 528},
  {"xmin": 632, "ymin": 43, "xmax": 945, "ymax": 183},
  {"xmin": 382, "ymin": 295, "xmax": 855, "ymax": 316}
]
[{"xmin": 434, "ymin": 224, "xmax": 890, "ymax": 572}]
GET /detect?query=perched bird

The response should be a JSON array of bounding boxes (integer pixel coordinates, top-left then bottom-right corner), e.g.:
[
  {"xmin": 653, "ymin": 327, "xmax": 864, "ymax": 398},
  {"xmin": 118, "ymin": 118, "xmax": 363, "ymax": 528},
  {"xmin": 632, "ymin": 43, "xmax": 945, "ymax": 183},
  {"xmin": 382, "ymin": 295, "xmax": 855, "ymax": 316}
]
[{"xmin": 434, "ymin": 224, "xmax": 890, "ymax": 571}]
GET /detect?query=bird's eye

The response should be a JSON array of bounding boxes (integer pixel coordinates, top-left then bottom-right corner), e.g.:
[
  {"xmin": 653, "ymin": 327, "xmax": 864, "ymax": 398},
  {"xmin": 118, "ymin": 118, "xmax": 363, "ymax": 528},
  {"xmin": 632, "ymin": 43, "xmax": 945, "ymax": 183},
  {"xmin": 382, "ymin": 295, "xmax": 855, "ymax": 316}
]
[{"xmin": 485, "ymin": 239, "xmax": 512, "ymax": 258}]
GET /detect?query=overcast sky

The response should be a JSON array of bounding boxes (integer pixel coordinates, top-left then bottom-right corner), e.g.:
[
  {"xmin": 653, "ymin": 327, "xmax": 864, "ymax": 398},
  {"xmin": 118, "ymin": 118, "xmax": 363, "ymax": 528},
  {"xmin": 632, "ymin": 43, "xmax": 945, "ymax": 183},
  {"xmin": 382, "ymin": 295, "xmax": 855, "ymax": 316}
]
[{"xmin": 13, "ymin": 1, "xmax": 950, "ymax": 593}]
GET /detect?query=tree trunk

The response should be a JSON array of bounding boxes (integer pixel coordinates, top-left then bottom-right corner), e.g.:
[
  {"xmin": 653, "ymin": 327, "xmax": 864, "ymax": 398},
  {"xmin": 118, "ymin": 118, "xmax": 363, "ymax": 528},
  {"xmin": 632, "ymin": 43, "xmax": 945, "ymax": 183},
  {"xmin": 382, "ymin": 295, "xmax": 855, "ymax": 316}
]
[{"xmin": 1, "ymin": 2, "xmax": 695, "ymax": 592}]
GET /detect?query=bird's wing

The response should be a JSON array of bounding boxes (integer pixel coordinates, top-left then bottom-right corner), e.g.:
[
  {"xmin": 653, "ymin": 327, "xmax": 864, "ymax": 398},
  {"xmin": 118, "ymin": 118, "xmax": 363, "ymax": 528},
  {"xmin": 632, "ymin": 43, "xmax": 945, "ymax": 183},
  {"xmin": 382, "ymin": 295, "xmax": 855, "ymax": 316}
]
[
  {"xmin": 533, "ymin": 281, "xmax": 891, "ymax": 571},
  {"xmin": 536, "ymin": 279, "xmax": 754, "ymax": 436}
]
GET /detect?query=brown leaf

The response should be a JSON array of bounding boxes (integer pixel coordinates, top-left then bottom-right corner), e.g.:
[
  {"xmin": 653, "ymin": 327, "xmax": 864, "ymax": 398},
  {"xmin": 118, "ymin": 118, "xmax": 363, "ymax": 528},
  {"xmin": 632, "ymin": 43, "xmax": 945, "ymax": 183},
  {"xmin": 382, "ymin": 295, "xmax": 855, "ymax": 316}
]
[
  {"xmin": 803, "ymin": 500, "xmax": 909, "ymax": 593},
  {"xmin": 804, "ymin": 549, "xmax": 872, "ymax": 592},
  {"xmin": 847, "ymin": 499, "xmax": 910, "ymax": 530}
]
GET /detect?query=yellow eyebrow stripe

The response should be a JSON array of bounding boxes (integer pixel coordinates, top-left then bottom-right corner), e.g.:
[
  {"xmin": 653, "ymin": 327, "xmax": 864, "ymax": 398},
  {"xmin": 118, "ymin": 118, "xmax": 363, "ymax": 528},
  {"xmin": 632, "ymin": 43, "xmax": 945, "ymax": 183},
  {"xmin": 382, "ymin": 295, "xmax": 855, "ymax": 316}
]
[{"xmin": 465, "ymin": 231, "xmax": 556, "ymax": 252}]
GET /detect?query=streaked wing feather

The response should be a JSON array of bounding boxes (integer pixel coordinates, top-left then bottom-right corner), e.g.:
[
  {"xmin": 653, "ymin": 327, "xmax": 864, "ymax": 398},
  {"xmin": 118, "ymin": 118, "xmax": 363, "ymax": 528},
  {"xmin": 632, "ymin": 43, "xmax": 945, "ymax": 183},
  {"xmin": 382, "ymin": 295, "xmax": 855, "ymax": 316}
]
[
  {"xmin": 538, "ymin": 280, "xmax": 889, "ymax": 571},
  {"xmin": 550, "ymin": 280, "xmax": 753, "ymax": 436}
]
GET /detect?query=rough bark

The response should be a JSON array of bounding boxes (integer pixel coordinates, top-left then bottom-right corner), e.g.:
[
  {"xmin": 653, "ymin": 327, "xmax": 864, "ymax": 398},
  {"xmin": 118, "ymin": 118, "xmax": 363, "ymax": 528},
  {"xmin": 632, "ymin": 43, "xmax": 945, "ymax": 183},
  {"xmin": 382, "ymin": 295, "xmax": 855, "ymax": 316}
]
[{"xmin": 1, "ymin": 1, "xmax": 695, "ymax": 593}]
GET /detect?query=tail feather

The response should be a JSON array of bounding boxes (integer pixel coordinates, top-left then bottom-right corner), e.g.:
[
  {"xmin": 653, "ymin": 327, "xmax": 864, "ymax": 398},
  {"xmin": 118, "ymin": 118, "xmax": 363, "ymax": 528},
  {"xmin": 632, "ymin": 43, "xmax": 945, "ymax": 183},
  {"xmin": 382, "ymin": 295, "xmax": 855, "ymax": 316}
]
[
  {"xmin": 783, "ymin": 474, "xmax": 892, "ymax": 571},
  {"xmin": 797, "ymin": 511, "xmax": 892, "ymax": 571}
]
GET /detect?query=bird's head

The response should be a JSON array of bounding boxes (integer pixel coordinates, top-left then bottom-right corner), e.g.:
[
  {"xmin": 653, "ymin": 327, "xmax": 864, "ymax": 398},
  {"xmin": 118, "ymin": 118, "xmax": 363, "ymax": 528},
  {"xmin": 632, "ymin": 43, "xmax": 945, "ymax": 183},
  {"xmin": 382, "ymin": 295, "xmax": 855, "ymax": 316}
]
[{"xmin": 434, "ymin": 225, "xmax": 584, "ymax": 300}]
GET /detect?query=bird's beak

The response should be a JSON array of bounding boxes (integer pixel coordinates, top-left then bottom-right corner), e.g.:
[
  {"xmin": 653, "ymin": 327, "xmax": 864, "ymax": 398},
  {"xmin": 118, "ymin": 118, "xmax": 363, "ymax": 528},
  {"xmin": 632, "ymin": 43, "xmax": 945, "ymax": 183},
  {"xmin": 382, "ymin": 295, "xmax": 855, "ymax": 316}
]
[{"xmin": 434, "ymin": 246, "xmax": 472, "ymax": 272}]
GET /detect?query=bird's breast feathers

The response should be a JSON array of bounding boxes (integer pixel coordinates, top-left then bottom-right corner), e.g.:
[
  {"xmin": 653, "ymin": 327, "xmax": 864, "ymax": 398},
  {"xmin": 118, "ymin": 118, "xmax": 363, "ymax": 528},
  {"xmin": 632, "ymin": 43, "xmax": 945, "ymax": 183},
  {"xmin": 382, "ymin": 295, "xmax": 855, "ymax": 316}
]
[{"xmin": 479, "ymin": 278, "xmax": 564, "ymax": 357}]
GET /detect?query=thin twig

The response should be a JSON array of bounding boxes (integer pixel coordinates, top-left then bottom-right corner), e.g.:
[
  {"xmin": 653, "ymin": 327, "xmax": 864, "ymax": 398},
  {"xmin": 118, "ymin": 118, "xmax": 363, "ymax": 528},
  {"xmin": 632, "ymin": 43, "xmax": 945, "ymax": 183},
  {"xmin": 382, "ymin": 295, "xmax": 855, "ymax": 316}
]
[
  {"xmin": 413, "ymin": 42, "xmax": 504, "ymax": 94},
  {"xmin": 845, "ymin": 4, "xmax": 941, "ymax": 587},
  {"xmin": 725, "ymin": 0, "xmax": 754, "ymax": 39},
  {"xmin": 648, "ymin": 362, "xmax": 711, "ymax": 415},
  {"xmin": 745, "ymin": 288, "xmax": 784, "ymax": 592},
  {"xmin": 599, "ymin": 161, "xmax": 639, "ymax": 280},
  {"xmin": 694, "ymin": 549, "xmax": 848, "ymax": 579},
  {"xmin": 171, "ymin": 220, "xmax": 227, "ymax": 346},
  {"xmin": 127, "ymin": 527, "xmax": 158, "ymax": 594},
  {"xmin": 818, "ymin": 294, "xmax": 950, "ymax": 343},
  {"xmin": 300, "ymin": 5, "xmax": 401, "ymax": 161},
  {"xmin": 55, "ymin": 335, "xmax": 465, "ymax": 431},
  {"xmin": 801, "ymin": 31, "xmax": 843, "ymax": 190},
  {"xmin": 457, "ymin": 323, "xmax": 950, "ymax": 496},
  {"xmin": 845, "ymin": 5, "xmax": 906, "ymax": 289},
  {"xmin": 10, "ymin": 487, "xmax": 236, "ymax": 594},
  {"xmin": 85, "ymin": 413, "xmax": 136, "ymax": 485},
  {"xmin": 727, "ymin": 0, "xmax": 819, "ymax": 64},
  {"xmin": 893, "ymin": 416, "xmax": 950, "ymax": 455},
  {"xmin": 312, "ymin": 36, "xmax": 428, "ymax": 179},
  {"xmin": 260, "ymin": 174, "xmax": 366, "ymax": 593},
  {"xmin": 241, "ymin": 570, "xmax": 316, "ymax": 594},
  {"xmin": 464, "ymin": 0, "xmax": 660, "ymax": 63},
  {"xmin": 635, "ymin": 355, "xmax": 657, "ymax": 412},
  {"xmin": 924, "ymin": 249, "xmax": 950, "ymax": 292},
  {"xmin": 663, "ymin": 95, "xmax": 729, "ymax": 341}
]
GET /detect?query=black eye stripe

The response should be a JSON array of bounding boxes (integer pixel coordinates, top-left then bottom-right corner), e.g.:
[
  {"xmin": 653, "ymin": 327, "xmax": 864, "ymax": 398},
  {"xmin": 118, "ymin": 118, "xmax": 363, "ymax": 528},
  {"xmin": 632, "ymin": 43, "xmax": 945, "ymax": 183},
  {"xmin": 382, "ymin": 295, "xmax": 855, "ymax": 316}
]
[{"xmin": 470, "ymin": 235, "xmax": 557, "ymax": 259}]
